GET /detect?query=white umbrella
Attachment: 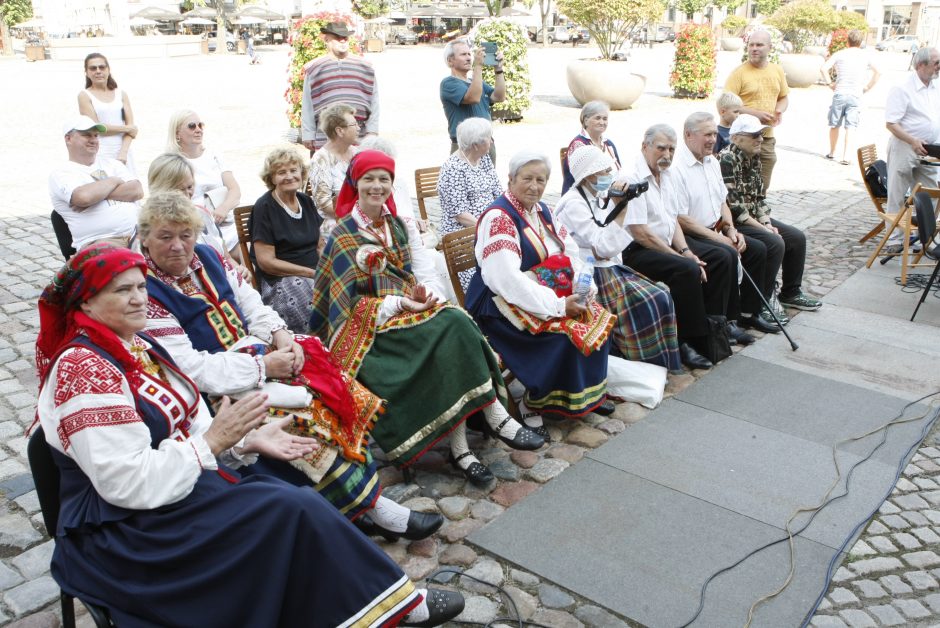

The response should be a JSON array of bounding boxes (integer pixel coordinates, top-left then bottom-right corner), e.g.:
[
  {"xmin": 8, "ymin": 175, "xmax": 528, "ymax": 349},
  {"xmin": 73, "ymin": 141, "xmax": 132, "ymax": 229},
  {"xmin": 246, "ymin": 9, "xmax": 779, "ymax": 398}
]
[
  {"xmin": 130, "ymin": 16, "xmax": 158, "ymax": 27},
  {"xmin": 233, "ymin": 16, "xmax": 266, "ymax": 25},
  {"xmin": 181, "ymin": 17, "xmax": 215, "ymax": 26}
]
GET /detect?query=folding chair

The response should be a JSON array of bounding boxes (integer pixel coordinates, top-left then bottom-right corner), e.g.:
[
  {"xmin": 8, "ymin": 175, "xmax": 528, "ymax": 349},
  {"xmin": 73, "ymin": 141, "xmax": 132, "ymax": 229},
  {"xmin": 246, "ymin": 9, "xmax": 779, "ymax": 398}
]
[
  {"xmin": 866, "ymin": 184, "xmax": 938, "ymax": 285},
  {"xmin": 233, "ymin": 204, "xmax": 259, "ymax": 290},
  {"xmin": 51, "ymin": 212, "xmax": 75, "ymax": 261},
  {"xmin": 414, "ymin": 166, "xmax": 440, "ymax": 222},
  {"xmin": 911, "ymin": 190, "xmax": 940, "ymax": 321},
  {"xmin": 27, "ymin": 427, "xmax": 113, "ymax": 628},
  {"xmin": 856, "ymin": 144, "xmax": 890, "ymax": 244}
]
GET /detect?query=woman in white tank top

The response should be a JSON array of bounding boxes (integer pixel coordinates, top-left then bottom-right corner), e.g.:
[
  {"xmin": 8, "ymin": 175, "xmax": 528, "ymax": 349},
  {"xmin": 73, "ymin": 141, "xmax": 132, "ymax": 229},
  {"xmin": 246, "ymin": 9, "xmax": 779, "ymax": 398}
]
[{"xmin": 78, "ymin": 53, "xmax": 138, "ymax": 175}]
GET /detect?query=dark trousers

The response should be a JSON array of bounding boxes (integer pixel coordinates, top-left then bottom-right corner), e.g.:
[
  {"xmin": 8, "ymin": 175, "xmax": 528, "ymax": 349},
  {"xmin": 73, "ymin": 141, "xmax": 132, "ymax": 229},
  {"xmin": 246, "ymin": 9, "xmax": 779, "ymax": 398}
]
[
  {"xmin": 622, "ymin": 243, "xmax": 731, "ymax": 342},
  {"xmin": 685, "ymin": 236, "xmax": 739, "ymax": 322},
  {"xmin": 688, "ymin": 233, "xmax": 775, "ymax": 316},
  {"xmin": 738, "ymin": 219, "xmax": 804, "ymax": 299}
]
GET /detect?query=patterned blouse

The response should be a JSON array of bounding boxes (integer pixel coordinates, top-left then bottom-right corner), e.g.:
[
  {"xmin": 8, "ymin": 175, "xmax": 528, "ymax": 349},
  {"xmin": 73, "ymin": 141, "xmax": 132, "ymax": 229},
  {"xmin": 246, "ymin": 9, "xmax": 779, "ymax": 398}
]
[{"xmin": 437, "ymin": 152, "xmax": 502, "ymax": 235}]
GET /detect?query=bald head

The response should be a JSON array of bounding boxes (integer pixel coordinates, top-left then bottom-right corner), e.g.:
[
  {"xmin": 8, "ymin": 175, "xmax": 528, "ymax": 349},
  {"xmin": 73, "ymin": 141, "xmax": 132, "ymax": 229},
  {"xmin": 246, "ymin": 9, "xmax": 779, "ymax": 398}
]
[{"xmin": 747, "ymin": 30, "xmax": 771, "ymax": 67}]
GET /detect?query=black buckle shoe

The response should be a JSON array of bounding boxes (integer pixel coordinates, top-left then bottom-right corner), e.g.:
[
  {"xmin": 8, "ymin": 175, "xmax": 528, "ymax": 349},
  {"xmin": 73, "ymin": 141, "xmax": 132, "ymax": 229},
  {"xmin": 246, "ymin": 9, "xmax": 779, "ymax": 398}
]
[
  {"xmin": 401, "ymin": 589, "xmax": 466, "ymax": 627},
  {"xmin": 740, "ymin": 315, "xmax": 780, "ymax": 334},
  {"xmin": 592, "ymin": 399, "xmax": 616, "ymax": 416},
  {"xmin": 483, "ymin": 416, "xmax": 545, "ymax": 450},
  {"xmin": 449, "ymin": 452, "xmax": 495, "ymax": 487},
  {"xmin": 679, "ymin": 343, "xmax": 713, "ymax": 370},
  {"xmin": 727, "ymin": 322, "xmax": 756, "ymax": 346}
]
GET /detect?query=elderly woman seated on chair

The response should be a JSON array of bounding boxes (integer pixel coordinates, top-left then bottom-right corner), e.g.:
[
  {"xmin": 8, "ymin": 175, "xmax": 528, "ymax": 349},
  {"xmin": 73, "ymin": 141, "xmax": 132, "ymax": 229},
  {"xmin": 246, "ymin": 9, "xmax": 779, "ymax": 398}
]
[
  {"xmin": 140, "ymin": 190, "xmax": 445, "ymax": 544},
  {"xmin": 249, "ymin": 146, "xmax": 322, "ymax": 333},
  {"xmin": 464, "ymin": 150, "xmax": 617, "ymax": 441},
  {"xmin": 309, "ymin": 150, "xmax": 545, "ymax": 488},
  {"xmin": 34, "ymin": 242, "xmax": 464, "ymax": 628}
]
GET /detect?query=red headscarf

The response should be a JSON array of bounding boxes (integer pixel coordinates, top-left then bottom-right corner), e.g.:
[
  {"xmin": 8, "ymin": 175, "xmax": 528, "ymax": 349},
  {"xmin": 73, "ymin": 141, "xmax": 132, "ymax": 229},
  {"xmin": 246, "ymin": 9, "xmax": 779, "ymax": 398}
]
[
  {"xmin": 334, "ymin": 149, "xmax": 397, "ymax": 218},
  {"xmin": 36, "ymin": 243, "xmax": 148, "ymax": 388}
]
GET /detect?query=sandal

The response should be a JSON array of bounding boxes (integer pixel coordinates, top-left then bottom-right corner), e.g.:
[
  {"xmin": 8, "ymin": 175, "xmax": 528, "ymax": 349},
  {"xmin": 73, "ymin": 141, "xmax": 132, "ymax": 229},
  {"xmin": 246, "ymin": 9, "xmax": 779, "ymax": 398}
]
[
  {"xmin": 839, "ymin": 160, "xmax": 849, "ymax": 165},
  {"xmin": 824, "ymin": 154, "xmax": 834, "ymax": 160}
]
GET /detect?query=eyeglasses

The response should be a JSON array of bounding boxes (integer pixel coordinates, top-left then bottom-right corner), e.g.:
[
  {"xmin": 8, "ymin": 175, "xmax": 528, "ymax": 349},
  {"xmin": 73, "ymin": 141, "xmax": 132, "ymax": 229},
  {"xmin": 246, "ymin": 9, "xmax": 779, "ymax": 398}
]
[
  {"xmin": 741, "ymin": 131, "xmax": 763, "ymax": 139},
  {"xmin": 343, "ymin": 121, "xmax": 361, "ymax": 128},
  {"xmin": 87, "ymin": 64, "xmax": 107, "ymax": 71},
  {"xmin": 186, "ymin": 122, "xmax": 205, "ymax": 130}
]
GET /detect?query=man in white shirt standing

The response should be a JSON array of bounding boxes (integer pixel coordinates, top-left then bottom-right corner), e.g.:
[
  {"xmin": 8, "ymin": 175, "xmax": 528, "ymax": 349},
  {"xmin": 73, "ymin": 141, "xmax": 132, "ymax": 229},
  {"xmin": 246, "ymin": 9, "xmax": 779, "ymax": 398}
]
[
  {"xmin": 49, "ymin": 116, "xmax": 143, "ymax": 250},
  {"xmin": 673, "ymin": 112, "xmax": 778, "ymax": 338},
  {"xmin": 618, "ymin": 124, "xmax": 733, "ymax": 370},
  {"xmin": 820, "ymin": 30, "xmax": 880, "ymax": 164},
  {"xmin": 884, "ymin": 47, "xmax": 940, "ymax": 249}
]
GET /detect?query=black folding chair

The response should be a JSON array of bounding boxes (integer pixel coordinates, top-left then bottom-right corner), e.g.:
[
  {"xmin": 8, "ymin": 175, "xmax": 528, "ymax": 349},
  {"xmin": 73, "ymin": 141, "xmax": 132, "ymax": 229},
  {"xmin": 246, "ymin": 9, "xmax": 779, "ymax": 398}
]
[
  {"xmin": 50, "ymin": 212, "xmax": 75, "ymax": 261},
  {"xmin": 27, "ymin": 427, "xmax": 113, "ymax": 628},
  {"xmin": 911, "ymin": 192, "xmax": 940, "ymax": 321}
]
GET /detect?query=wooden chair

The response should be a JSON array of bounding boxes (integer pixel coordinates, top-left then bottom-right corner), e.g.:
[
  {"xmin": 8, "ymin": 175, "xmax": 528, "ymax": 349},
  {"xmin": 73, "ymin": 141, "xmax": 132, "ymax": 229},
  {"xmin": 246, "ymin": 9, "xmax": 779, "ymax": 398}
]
[
  {"xmin": 414, "ymin": 166, "xmax": 440, "ymax": 222},
  {"xmin": 866, "ymin": 184, "xmax": 940, "ymax": 285},
  {"xmin": 857, "ymin": 144, "xmax": 891, "ymax": 244},
  {"xmin": 559, "ymin": 146, "xmax": 568, "ymax": 172},
  {"xmin": 440, "ymin": 226, "xmax": 477, "ymax": 307},
  {"xmin": 233, "ymin": 204, "xmax": 259, "ymax": 290}
]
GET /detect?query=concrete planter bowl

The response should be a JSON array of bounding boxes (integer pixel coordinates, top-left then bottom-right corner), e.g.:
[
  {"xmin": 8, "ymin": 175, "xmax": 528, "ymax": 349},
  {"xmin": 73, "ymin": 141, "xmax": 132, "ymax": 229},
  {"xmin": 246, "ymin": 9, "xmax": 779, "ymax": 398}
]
[
  {"xmin": 720, "ymin": 37, "xmax": 744, "ymax": 51},
  {"xmin": 780, "ymin": 52, "xmax": 824, "ymax": 88},
  {"xmin": 566, "ymin": 59, "xmax": 646, "ymax": 110}
]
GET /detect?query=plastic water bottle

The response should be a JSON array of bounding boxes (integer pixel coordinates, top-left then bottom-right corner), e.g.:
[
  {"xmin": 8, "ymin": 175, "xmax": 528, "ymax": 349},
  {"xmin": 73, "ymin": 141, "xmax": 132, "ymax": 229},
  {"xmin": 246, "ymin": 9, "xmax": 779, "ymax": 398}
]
[{"xmin": 573, "ymin": 255, "xmax": 595, "ymax": 304}]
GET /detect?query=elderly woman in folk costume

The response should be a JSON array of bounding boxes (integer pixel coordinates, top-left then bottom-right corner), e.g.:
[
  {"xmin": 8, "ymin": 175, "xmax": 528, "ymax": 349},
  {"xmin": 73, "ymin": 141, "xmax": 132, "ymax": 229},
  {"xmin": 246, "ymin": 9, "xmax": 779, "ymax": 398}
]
[
  {"xmin": 464, "ymin": 151, "xmax": 616, "ymax": 442},
  {"xmin": 140, "ymin": 191, "xmax": 443, "ymax": 542},
  {"xmin": 554, "ymin": 145, "xmax": 681, "ymax": 371},
  {"xmin": 309, "ymin": 150, "xmax": 545, "ymax": 488},
  {"xmin": 34, "ymin": 243, "xmax": 466, "ymax": 627}
]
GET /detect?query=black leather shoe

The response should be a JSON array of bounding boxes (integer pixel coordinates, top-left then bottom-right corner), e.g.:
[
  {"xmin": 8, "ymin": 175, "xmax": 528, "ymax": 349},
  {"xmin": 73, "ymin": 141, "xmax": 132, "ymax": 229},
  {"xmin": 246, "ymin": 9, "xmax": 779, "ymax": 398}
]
[
  {"xmin": 592, "ymin": 399, "xmax": 616, "ymax": 416},
  {"xmin": 449, "ymin": 452, "xmax": 495, "ymax": 487},
  {"xmin": 740, "ymin": 314, "xmax": 780, "ymax": 334},
  {"xmin": 680, "ymin": 343, "xmax": 713, "ymax": 370},
  {"xmin": 482, "ymin": 416, "xmax": 545, "ymax": 450},
  {"xmin": 354, "ymin": 510, "xmax": 444, "ymax": 542},
  {"xmin": 523, "ymin": 421, "xmax": 551, "ymax": 442},
  {"xmin": 401, "ymin": 589, "xmax": 466, "ymax": 627},
  {"xmin": 727, "ymin": 322, "xmax": 756, "ymax": 346}
]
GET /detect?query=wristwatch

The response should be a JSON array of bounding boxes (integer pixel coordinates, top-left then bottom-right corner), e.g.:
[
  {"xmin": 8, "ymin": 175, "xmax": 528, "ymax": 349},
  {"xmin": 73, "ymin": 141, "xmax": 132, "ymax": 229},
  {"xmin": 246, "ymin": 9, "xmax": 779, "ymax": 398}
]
[{"xmin": 678, "ymin": 247, "xmax": 690, "ymax": 254}]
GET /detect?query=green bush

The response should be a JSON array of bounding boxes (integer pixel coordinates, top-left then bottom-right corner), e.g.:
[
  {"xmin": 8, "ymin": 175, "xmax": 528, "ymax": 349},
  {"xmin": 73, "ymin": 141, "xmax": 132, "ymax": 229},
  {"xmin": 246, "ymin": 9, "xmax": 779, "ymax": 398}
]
[
  {"xmin": 285, "ymin": 13, "xmax": 362, "ymax": 128},
  {"xmin": 833, "ymin": 11, "xmax": 868, "ymax": 32},
  {"xmin": 767, "ymin": 0, "xmax": 839, "ymax": 52},
  {"xmin": 471, "ymin": 18, "xmax": 532, "ymax": 120},
  {"xmin": 557, "ymin": 0, "xmax": 666, "ymax": 60},
  {"xmin": 722, "ymin": 15, "xmax": 748, "ymax": 36},
  {"xmin": 670, "ymin": 23, "xmax": 717, "ymax": 98}
]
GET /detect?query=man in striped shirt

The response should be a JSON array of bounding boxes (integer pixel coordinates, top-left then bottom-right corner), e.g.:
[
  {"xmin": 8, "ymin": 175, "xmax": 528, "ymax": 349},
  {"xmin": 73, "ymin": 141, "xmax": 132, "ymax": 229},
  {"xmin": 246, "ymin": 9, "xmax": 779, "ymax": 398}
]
[{"xmin": 302, "ymin": 22, "xmax": 380, "ymax": 151}]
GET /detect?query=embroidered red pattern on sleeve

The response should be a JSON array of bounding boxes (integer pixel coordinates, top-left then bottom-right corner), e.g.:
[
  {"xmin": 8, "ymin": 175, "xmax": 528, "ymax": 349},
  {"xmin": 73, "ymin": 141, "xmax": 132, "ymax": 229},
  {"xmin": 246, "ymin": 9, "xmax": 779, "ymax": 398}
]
[
  {"xmin": 145, "ymin": 301, "xmax": 185, "ymax": 337},
  {"xmin": 482, "ymin": 240, "xmax": 522, "ymax": 259},
  {"xmin": 488, "ymin": 212, "xmax": 517, "ymax": 238}
]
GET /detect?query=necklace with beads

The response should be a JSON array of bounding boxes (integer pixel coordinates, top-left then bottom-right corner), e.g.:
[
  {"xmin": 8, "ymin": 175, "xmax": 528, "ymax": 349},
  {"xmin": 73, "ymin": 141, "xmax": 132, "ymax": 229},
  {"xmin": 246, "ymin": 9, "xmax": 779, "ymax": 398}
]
[{"xmin": 273, "ymin": 189, "xmax": 302, "ymax": 220}]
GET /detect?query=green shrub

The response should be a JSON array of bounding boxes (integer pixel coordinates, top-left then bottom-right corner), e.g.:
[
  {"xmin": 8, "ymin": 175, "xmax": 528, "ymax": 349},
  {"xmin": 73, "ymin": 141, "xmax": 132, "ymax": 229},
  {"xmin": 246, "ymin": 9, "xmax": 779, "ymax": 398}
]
[
  {"xmin": 557, "ymin": 0, "xmax": 666, "ymax": 60},
  {"xmin": 471, "ymin": 18, "xmax": 532, "ymax": 120},
  {"xmin": 285, "ymin": 13, "xmax": 362, "ymax": 128},
  {"xmin": 767, "ymin": 0, "xmax": 839, "ymax": 52},
  {"xmin": 828, "ymin": 28, "xmax": 849, "ymax": 56},
  {"xmin": 670, "ymin": 23, "xmax": 717, "ymax": 98},
  {"xmin": 722, "ymin": 15, "xmax": 748, "ymax": 36}
]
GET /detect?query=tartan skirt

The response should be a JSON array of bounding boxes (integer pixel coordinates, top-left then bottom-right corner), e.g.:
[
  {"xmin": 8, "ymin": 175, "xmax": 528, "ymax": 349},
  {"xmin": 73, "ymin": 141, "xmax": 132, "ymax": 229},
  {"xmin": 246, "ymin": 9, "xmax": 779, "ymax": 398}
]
[
  {"xmin": 259, "ymin": 274, "xmax": 315, "ymax": 334},
  {"xmin": 594, "ymin": 264, "xmax": 681, "ymax": 371}
]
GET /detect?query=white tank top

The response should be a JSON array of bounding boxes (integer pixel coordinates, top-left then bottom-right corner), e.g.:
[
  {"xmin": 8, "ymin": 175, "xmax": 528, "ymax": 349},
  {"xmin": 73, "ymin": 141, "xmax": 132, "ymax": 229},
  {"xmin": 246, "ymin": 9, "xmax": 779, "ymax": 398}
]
[{"xmin": 84, "ymin": 88, "xmax": 135, "ymax": 174}]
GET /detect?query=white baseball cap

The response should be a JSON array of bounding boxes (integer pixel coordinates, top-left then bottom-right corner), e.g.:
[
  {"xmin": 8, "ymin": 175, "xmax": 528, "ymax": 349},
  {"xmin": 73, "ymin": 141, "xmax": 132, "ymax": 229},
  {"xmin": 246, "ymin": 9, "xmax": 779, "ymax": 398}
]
[
  {"xmin": 729, "ymin": 113, "xmax": 769, "ymax": 136},
  {"xmin": 63, "ymin": 115, "xmax": 106, "ymax": 136}
]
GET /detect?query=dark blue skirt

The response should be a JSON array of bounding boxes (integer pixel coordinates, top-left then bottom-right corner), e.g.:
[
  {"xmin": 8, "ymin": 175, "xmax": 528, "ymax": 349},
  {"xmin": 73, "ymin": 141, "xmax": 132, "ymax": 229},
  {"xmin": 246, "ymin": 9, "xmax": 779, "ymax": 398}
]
[{"xmin": 52, "ymin": 471, "xmax": 418, "ymax": 628}]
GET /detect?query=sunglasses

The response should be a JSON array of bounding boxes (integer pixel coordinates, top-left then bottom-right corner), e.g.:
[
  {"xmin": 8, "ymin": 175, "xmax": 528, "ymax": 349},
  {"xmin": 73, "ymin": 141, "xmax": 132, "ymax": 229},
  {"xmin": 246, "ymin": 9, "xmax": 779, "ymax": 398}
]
[
  {"xmin": 87, "ymin": 64, "xmax": 107, "ymax": 71},
  {"xmin": 186, "ymin": 122, "xmax": 205, "ymax": 130}
]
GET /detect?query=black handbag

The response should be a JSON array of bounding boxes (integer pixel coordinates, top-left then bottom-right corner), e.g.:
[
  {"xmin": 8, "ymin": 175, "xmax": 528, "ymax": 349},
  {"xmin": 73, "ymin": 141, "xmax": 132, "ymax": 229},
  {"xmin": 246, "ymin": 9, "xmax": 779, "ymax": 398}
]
[{"xmin": 700, "ymin": 314, "xmax": 732, "ymax": 364}]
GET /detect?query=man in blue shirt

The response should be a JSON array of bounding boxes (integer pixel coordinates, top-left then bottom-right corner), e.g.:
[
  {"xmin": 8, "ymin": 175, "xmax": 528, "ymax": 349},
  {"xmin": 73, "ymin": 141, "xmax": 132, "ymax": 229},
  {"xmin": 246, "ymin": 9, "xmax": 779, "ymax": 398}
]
[{"xmin": 440, "ymin": 38, "xmax": 505, "ymax": 160}]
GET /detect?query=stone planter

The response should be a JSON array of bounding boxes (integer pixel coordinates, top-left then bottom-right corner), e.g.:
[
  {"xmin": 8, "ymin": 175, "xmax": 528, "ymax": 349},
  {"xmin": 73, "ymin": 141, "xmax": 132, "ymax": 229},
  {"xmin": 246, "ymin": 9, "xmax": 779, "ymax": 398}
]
[
  {"xmin": 566, "ymin": 59, "xmax": 645, "ymax": 110},
  {"xmin": 779, "ymin": 53, "xmax": 823, "ymax": 88},
  {"xmin": 720, "ymin": 37, "xmax": 743, "ymax": 51},
  {"xmin": 804, "ymin": 45, "xmax": 828, "ymax": 57}
]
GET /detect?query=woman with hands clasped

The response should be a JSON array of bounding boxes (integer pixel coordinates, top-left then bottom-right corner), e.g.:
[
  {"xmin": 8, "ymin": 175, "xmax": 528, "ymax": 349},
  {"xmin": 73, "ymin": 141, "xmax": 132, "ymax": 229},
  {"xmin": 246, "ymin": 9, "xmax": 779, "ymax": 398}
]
[{"xmin": 77, "ymin": 53, "xmax": 137, "ymax": 174}]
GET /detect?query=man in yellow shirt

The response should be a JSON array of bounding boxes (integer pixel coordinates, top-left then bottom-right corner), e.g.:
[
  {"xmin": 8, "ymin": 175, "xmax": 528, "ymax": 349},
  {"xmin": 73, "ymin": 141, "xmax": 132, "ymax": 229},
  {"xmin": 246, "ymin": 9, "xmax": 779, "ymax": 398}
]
[{"xmin": 724, "ymin": 30, "xmax": 789, "ymax": 193}]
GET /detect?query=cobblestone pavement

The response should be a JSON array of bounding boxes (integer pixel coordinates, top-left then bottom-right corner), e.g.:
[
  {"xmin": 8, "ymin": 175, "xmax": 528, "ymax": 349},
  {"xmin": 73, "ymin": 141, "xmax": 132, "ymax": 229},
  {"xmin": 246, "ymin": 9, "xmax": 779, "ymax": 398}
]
[{"xmin": 1, "ymin": 43, "xmax": 937, "ymax": 627}]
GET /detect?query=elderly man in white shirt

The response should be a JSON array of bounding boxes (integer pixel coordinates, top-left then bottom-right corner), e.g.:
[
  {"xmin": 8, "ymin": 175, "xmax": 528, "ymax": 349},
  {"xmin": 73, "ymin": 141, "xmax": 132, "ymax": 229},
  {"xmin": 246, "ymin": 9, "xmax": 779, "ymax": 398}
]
[
  {"xmin": 49, "ymin": 115, "xmax": 143, "ymax": 250},
  {"xmin": 673, "ymin": 112, "xmax": 780, "ymax": 338},
  {"xmin": 884, "ymin": 46, "xmax": 940, "ymax": 248},
  {"xmin": 618, "ymin": 123, "xmax": 734, "ymax": 370}
]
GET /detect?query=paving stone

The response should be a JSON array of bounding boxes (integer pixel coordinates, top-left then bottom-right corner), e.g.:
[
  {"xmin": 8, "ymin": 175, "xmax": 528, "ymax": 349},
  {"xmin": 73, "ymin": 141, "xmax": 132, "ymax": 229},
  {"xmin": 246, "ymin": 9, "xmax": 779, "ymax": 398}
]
[
  {"xmin": 848, "ymin": 540, "xmax": 874, "ymax": 556},
  {"xmin": 837, "ymin": 609, "xmax": 875, "ymax": 628},
  {"xmin": 923, "ymin": 592, "xmax": 940, "ymax": 613},
  {"xmin": 893, "ymin": 598, "xmax": 931, "ymax": 619},
  {"xmin": 849, "ymin": 557, "xmax": 904, "ymax": 576},
  {"xmin": 596, "ymin": 419, "xmax": 626, "ymax": 435},
  {"xmin": 880, "ymin": 514, "xmax": 911, "ymax": 530},
  {"xmin": 896, "ymin": 478, "xmax": 920, "ymax": 492},
  {"xmin": 531, "ymin": 608, "xmax": 584, "ymax": 628},
  {"xmin": 879, "ymin": 501, "xmax": 901, "ymax": 515},
  {"xmin": 879, "ymin": 575, "xmax": 913, "ymax": 595},
  {"xmin": 574, "ymin": 605, "xmax": 630, "ymax": 628},
  {"xmin": 440, "ymin": 518, "xmax": 483, "ymax": 543},
  {"xmin": 382, "ymin": 483, "xmax": 420, "ymax": 503},
  {"xmin": 912, "ymin": 527, "xmax": 940, "ymax": 544},
  {"xmin": 565, "ymin": 425, "xmax": 608, "ymax": 449},
  {"xmin": 612, "ymin": 403, "xmax": 647, "ymax": 424},
  {"xmin": 380, "ymin": 542, "xmax": 407, "ymax": 564},
  {"xmin": 418, "ymin": 474, "xmax": 465, "ymax": 498},
  {"xmin": 893, "ymin": 532, "xmax": 922, "ymax": 550},
  {"xmin": 914, "ymin": 477, "xmax": 939, "ymax": 490},
  {"xmin": 903, "ymin": 570, "xmax": 939, "ymax": 590},
  {"xmin": 0, "ymin": 474, "xmax": 34, "ymax": 501},
  {"xmin": 900, "ymin": 511, "xmax": 931, "ymax": 526},
  {"xmin": 502, "ymin": 585, "xmax": 537, "ymax": 620},
  {"xmin": 0, "ymin": 459, "xmax": 27, "ymax": 482},
  {"xmin": 832, "ymin": 567, "xmax": 855, "ymax": 583},
  {"xmin": 406, "ymin": 537, "xmax": 438, "ymax": 558},
  {"xmin": 460, "ymin": 558, "xmax": 503, "ymax": 593},
  {"xmin": 438, "ymin": 496, "xmax": 472, "ymax": 520},
  {"xmin": 867, "ymin": 536, "xmax": 898, "ymax": 553},
  {"xmin": 894, "ymin": 493, "xmax": 930, "ymax": 510},
  {"xmin": 810, "ymin": 616, "xmax": 848, "ymax": 627},
  {"xmin": 866, "ymin": 604, "xmax": 906, "ymax": 626},
  {"xmin": 469, "ymin": 500, "xmax": 504, "ymax": 523},
  {"xmin": 509, "ymin": 450, "xmax": 538, "ymax": 469},
  {"xmin": 3, "ymin": 576, "xmax": 59, "ymax": 616},
  {"xmin": 664, "ymin": 372, "xmax": 695, "ymax": 396},
  {"xmin": 818, "ymin": 598, "xmax": 832, "ymax": 611},
  {"xmin": 903, "ymin": 551, "xmax": 940, "ymax": 569},
  {"xmin": 851, "ymin": 579, "xmax": 887, "ymax": 600},
  {"xmin": 439, "ymin": 544, "xmax": 477, "ymax": 567},
  {"xmin": 456, "ymin": 596, "xmax": 498, "ymax": 624},
  {"xmin": 923, "ymin": 490, "xmax": 940, "ymax": 506},
  {"xmin": 538, "ymin": 582, "xmax": 575, "ymax": 609},
  {"xmin": 866, "ymin": 520, "xmax": 890, "ymax": 535},
  {"xmin": 828, "ymin": 587, "xmax": 859, "ymax": 606},
  {"xmin": 401, "ymin": 497, "xmax": 440, "ymax": 514},
  {"xmin": 401, "ymin": 555, "xmax": 437, "ymax": 581},
  {"xmin": 490, "ymin": 481, "xmax": 539, "ymax": 507},
  {"xmin": 546, "ymin": 444, "xmax": 584, "ymax": 464},
  {"xmin": 527, "ymin": 458, "xmax": 569, "ymax": 483},
  {"xmin": 5, "ymin": 611, "xmax": 60, "ymax": 628},
  {"xmin": 10, "ymin": 541, "xmax": 54, "ymax": 580},
  {"xmin": 0, "ymin": 561, "xmax": 25, "ymax": 590},
  {"xmin": 0, "ymin": 508, "xmax": 41, "ymax": 550},
  {"xmin": 510, "ymin": 569, "xmax": 539, "ymax": 588},
  {"xmin": 488, "ymin": 457, "xmax": 521, "ymax": 482},
  {"xmin": 924, "ymin": 510, "xmax": 940, "ymax": 525}
]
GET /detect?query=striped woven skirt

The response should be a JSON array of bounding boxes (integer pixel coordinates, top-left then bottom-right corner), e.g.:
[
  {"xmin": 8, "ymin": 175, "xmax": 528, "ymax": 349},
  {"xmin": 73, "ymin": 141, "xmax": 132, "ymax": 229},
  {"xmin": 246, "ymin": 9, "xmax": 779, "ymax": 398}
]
[{"xmin": 594, "ymin": 264, "xmax": 681, "ymax": 371}]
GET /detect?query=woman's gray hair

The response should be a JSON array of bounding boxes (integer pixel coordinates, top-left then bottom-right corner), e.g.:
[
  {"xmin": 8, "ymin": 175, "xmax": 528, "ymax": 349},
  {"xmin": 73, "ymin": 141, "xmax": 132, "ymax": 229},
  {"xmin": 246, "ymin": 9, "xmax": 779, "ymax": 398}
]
[
  {"xmin": 456, "ymin": 118, "xmax": 493, "ymax": 152},
  {"xmin": 359, "ymin": 135, "xmax": 398, "ymax": 158},
  {"xmin": 138, "ymin": 190, "xmax": 203, "ymax": 242},
  {"xmin": 642, "ymin": 123, "xmax": 677, "ymax": 146},
  {"xmin": 579, "ymin": 100, "xmax": 610, "ymax": 127},
  {"xmin": 914, "ymin": 46, "xmax": 934, "ymax": 68},
  {"xmin": 683, "ymin": 112, "xmax": 714, "ymax": 135},
  {"xmin": 507, "ymin": 150, "xmax": 552, "ymax": 178},
  {"xmin": 443, "ymin": 38, "xmax": 469, "ymax": 64}
]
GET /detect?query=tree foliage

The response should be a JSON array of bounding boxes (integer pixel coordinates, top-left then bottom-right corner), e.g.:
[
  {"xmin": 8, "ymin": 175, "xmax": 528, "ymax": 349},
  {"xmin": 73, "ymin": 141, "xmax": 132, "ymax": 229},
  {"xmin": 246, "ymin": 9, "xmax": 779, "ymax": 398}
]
[
  {"xmin": 352, "ymin": 0, "xmax": 388, "ymax": 20},
  {"xmin": 713, "ymin": 0, "xmax": 746, "ymax": 12},
  {"xmin": 754, "ymin": 0, "xmax": 780, "ymax": 17},
  {"xmin": 677, "ymin": 0, "xmax": 708, "ymax": 20},
  {"xmin": 0, "ymin": 0, "xmax": 32, "ymax": 27},
  {"xmin": 767, "ymin": 0, "xmax": 867, "ymax": 52},
  {"xmin": 472, "ymin": 18, "xmax": 532, "ymax": 118},
  {"xmin": 721, "ymin": 15, "xmax": 747, "ymax": 35},
  {"xmin": 558, "ymin": 0, "xmax": 666, "ymax": 59},
  {"xmin": 670, "ymin": 23, "xmax": 716, "ymax": 97}
]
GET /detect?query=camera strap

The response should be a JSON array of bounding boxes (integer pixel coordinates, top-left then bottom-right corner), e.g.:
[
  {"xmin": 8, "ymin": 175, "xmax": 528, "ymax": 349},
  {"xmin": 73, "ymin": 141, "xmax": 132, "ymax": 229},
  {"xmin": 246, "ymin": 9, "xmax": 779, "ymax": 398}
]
[{"xmin": 577, "ymin": 186, "xmax": 630, "ymax": 228}]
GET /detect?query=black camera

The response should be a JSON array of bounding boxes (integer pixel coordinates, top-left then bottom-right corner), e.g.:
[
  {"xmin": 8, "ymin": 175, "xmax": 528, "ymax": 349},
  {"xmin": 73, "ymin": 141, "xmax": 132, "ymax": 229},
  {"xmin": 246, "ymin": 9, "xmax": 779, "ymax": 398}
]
[{"xmin": 608, "ymin": 180, "xmax": 649, "ymax": 201}]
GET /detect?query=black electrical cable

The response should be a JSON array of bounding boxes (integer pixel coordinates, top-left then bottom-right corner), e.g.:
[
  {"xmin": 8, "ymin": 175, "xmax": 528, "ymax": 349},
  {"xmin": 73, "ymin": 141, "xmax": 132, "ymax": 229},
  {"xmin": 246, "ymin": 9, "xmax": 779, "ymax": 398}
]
[{"xmin": 676, "ymin": 391, "xmax": 940, "ymax": 628}]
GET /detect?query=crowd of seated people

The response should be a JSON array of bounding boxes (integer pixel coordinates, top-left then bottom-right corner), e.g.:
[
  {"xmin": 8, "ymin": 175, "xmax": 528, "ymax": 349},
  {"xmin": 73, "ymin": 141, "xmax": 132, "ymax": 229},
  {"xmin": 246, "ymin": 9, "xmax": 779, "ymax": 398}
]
[{"xmin": 41, "ymin": 85, "xmax": 824, "ymax": 623}]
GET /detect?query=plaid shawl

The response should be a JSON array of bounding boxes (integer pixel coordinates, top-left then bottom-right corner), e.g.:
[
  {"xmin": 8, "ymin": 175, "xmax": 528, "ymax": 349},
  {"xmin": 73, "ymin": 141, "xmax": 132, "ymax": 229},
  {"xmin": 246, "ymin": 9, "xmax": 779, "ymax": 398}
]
[{"xmin": 310, "ymin": 213, "xmax": 417, "ymax": 343}]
